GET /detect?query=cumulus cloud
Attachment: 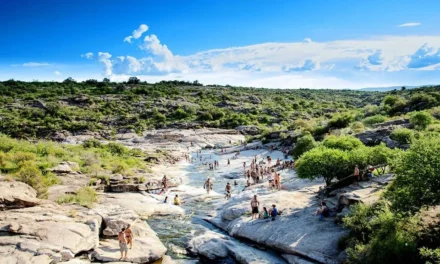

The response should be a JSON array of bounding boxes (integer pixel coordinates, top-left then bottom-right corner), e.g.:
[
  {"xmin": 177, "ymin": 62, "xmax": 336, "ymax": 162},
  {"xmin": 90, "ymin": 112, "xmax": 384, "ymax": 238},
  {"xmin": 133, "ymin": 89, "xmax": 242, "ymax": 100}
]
[
  {"xmin": 303, "ymin": 38, "xmax": 312, "ymax": 43},
  {"xmin": 367, "ymin": 50, "xmax": 384, "ymax": 65},
  {"xmin": 398, "ymin": 22, "xmax": 421, "ymax": 27},
  {"xmin": 98, "ymin": 52, "xmax": 113, "ymax": 76},
  {"xmin": 407, "ymin": 44, "xmax": 440, "ymax": 69},
  {"xmin": 81, "ymin": 52, "xmax": 94, "ymax": 59},
  {"xmin": 283, "ymin": 59, "xmax": 320, "ymax": 72},
  {"xmin": 124, "ymin": 24, "xmax": 149, "ymax": 43},
  {"xmin": 54, "ymin": 71, "xmax": 62, "ymax": 75}
]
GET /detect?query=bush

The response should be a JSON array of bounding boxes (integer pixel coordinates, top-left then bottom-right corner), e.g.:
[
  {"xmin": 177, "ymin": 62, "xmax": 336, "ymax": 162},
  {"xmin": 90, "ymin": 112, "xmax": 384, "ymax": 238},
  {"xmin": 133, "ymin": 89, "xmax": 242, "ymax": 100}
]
[
  {"xmin": 390, "ymin": 128, "xmax": 414, "ymax": 145},
  {"xmin": 323, "ymin": 135, "xmax": 364, "ymax": 151},
  {"xmin": 410, "ymin": 111, "xmax": 433, "ymax": 130},
  {"xmin": 82, "ymin": 139, "xmax": 102, "ymax": 148},
  {"xmin": 57, "ymin": 186, "xmax": 98, "ymax": 208},
  {"xmin": 105, "ymin": 142, "xmax": 129, "ymax": 156},
  {"xmin": 362, "ymin": 115, "xmax": 387, "ymax": 126},
  {"xmin": 351, "ymin": 122, "xmax": 365, "ymax": 133},
  {"xmin": 291, "ymin": 135, "xmax": 318, "ymax": 159},
  {"xmin": 386, "ymin": 136, "xmax": 440, "ymax": 214},
  {"xmin": 328, "ymin": 112, "xmax": 355, "ymax": 128},
  {"xmin": 14, "ymin": 161, "xmax": 48, "ymax": 198}
]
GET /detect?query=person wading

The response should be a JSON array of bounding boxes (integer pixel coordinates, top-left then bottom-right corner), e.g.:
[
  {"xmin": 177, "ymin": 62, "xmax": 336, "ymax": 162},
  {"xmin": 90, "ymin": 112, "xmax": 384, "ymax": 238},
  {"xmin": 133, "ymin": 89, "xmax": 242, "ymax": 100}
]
[{"xmin": 204, "ymin": 178, "xmax": 212, "ymax": 194}]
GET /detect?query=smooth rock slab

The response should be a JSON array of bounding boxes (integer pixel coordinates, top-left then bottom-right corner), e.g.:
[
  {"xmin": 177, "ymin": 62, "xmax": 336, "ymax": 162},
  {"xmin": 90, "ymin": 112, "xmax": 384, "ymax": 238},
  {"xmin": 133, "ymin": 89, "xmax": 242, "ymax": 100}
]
[{"xmin": 0, "ymin": 181, "xmax": 40, "ymax": 209}]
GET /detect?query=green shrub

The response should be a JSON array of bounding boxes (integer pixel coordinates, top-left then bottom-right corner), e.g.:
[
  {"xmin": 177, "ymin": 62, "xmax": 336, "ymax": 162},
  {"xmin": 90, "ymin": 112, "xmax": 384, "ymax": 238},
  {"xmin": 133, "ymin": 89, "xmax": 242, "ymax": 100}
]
[
  {"xmin": 362, "ymin": 115, "xmax": 387, "ymax": 126},
  {"xmin": 291, "ymin": 135, "xmax": 318, "ymax": 159},
  {"xmin": 390, "ymin": 128, "xmax": 414, "ymax": 145},
  {"xmin": 410, "ymin": 111, "xmax": 433, "ymax": 130},
  {"xmin": 328, "ymin": 112, "xmax": 355, "ymax": 128},
  {"xmin": 82, "ymin": 139, "xmax": 102, "ymax": 148},
  {"xmin": 351, "ymin": 122, "xmax": 365, "ymax": 133},
  {"xmin": 323, "ymin": 135, "xmax": 364, "ymax": 151},
  {"xmin": 14, "ymin": 161, "xmax": 48, "ymax": 198},
  {"xmin": 57, "ymin": 186, "xmax": 98, "ymax": 208}
]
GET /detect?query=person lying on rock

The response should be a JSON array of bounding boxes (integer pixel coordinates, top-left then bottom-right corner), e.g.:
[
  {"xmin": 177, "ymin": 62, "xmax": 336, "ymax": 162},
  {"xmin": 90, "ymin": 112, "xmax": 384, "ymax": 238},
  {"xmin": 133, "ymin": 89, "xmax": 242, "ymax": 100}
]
[
  {"xmin": 118, "ymin": 228, "xmax": 128, "ymax": 260},
  {"xmin": 125, "ymin": 224, "xmax": 134, "ymax": 249},
  {"xmin": 250, "ymin": 195, "xmax": 260, "ymax": 220},
  {"xmin": 174, "ymin": 194, "xmax": 181, "ymax": 205}
]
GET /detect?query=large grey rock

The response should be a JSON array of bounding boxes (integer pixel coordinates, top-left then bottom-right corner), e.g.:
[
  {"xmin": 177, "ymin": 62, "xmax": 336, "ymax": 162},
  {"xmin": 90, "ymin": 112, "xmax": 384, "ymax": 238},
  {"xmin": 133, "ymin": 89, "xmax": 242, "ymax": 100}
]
[
  {"xmin": 48, "ymin": 161, "xmax": 79, "ymax": 174},
  {"xmin": 0, "ymin": 181, "xmax": 40, "ymax": 209},
  {"xmin": 91, "ymin": 219, "xmax": 166, "ymax": 263},
  {"xmin": 236, "ymin": 125, "xmax": 260, "ymax": 135},
  {"xmin": 93, "ymin": 204, "xmax": 139, "ymax": 236},
  {"xmin": 188, "ymin": 231, "xmax": 287, "ymax": 264}
]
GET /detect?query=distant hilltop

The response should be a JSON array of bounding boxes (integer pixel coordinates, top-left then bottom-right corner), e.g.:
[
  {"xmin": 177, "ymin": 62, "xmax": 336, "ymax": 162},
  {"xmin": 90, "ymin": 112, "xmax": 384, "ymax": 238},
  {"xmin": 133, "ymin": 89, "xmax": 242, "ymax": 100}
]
[{"xmin": 358, "ymin": 85, "xmax": 432, "ymax": 92}]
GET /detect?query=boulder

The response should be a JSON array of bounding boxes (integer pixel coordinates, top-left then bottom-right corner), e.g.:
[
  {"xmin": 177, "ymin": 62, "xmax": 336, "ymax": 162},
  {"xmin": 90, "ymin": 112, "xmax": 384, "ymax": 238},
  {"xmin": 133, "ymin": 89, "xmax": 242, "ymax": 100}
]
[
  {"xmin": 0, "ymin": 181, "xmax": 40, "ymax": 209},
  {"xmin": 91, "ymin": 219, "xmax": 166, "ymax": 263},
  {"xmin": 48, "ymin": 161, "xmax": 79, "ymax": 174},
  {"xmin": 235, "ymin": 125, "xmax": 260, "ymax": 135},
  {"xmin": 0, "ymin": 203, "xmax": 100, "ymax": 262},
  {"xmin": 248, "ymin": 95, "xmax": 262, "ymax": 104},
  {"xmin": 93, "ymin": 204, "xmax": 139, "ymax": 236}
]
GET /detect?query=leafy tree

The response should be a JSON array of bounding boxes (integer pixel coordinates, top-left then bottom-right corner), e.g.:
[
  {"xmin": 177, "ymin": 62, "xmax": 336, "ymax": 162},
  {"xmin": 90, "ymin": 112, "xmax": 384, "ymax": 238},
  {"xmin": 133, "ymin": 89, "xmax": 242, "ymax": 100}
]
[
  {"xmin": 63, "ymin": 77, "xmax": 76, "ymax": 83},
  {"xmin": 296, "ymin": 147, "xmax": 349, "ymax": 186},
  {"xmin": 410, "ymin": 111, "xmax": 433, "ymax": 130},
  {"xmin": 291, "ymin": 134, "xmax": 318, "ymax": 159},
  {"xmin": 386, "ymin": 136, "xmax": 440, "ymax": 214},
  {"xmin": 322, "ymin": 135, "xmax": 364, "ymax": 151},
  {"xmin": 102, "ymin": 78, "xmax": 110, "ymax": 83},
  {"xmin": 127, "ymin": 77, "xmax": 140, "ymax": 84}
]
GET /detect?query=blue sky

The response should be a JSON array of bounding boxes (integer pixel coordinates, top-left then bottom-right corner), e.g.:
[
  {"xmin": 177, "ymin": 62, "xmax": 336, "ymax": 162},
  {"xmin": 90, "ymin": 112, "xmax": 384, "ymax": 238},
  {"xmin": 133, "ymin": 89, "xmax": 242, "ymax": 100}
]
[{"xmin": 1, "ymin": 0, "xmax": 440, "ymax": 88}]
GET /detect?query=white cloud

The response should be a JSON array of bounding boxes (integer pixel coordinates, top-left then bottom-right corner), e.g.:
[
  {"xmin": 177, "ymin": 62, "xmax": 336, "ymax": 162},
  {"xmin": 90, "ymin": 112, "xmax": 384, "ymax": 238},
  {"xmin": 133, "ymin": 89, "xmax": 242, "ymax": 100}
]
[
  {"xmin": 398, "ymin": 22, "xmax": 421, "ymax": 27},
  {"xmin": 98, "ymin": 52, "xmax": 113, "ymax": 76},
  {"xmin": 124, "ymin": 24, "xmax": 149, "ymax": 43},
  {"xmin": 283, "ymin": 59, "xmax": 320, "ymax": 72},
  {"xmin": 93, "ymin": 33, "xmax": 440, "ymax": 88},
  {"xmin": 12, "ymin": 62, "xmax": 52, "ymax": 67},
  {"xmin": 54, "ymin": 71, "xmax": 62, "ymax": 75},
  {"xmin": 303, "ymin": 38, "xmax": 312, "ymax": 43},
  {"xmin": 81, "ymin": 52, "xmax": 94, "ymax": 59}
]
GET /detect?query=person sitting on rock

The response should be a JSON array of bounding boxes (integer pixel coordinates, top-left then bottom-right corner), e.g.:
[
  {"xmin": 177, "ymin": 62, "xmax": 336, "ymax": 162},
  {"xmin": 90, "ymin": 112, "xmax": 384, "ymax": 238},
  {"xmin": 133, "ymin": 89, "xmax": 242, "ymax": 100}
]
[
  {"xmin": 125, "ymin": 224, "xmax": 134, "ymax": 249},
  {"xmin": 314, "ymin": 201, "xmax": 330, "ymax": 220},
  {"xmin": 118, "ymin": 228, "xmax": 128, "ymax": 260},
  {"xmin": 270, "ymin": 204, "xmax": 278, "ymax": 221},
  {"xmin": 250, "ymin": 195, "xmax": 260, "ymax": 220},
  {"xmin": 262, "ymin": 207, "xmax": 270, "ymax": 219},
  {"xmin": 174, "ymin": 194, "xmax": 181, "ymax": 205}
]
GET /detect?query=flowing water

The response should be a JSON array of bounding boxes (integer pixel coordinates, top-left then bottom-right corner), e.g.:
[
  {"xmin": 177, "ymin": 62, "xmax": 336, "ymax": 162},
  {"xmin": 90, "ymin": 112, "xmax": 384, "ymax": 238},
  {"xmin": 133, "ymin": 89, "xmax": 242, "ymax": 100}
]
[{"xmin": 147, "ymin": 147, "xmax": 293, "ymax": 263}]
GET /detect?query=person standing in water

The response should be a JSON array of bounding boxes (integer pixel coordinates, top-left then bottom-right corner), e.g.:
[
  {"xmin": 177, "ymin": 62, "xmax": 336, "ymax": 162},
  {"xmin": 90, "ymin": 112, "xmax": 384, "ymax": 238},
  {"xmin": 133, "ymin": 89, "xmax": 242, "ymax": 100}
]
[
  {"xmin": 250, "ymin": 195, "xmax": 260, "ymax": 220},
  {"xmin": 227, "ymin": 159, "xmax": 230, "ymax": 166},
  {"xmin": 225, "ymin": 182, "xmax": 231, "ymax": 199},
  {"xmin": 204, "ymin": 178, "xmax": 212, "ymax": 194}
]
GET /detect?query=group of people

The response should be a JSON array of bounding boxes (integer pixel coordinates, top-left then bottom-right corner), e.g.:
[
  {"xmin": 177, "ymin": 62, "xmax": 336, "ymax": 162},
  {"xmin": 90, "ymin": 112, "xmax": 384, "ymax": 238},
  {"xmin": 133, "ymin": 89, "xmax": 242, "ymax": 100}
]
[
  {"xmin": 250, "ymin": 195, "xmax": 278, "ymax": 221},
  {"xmin": 117, "ymin": 224, "xmax": 134, "ymax": 260},
  {"xmin": 243, "ymin": 155, "xmax": 285, "ymax": 191}
]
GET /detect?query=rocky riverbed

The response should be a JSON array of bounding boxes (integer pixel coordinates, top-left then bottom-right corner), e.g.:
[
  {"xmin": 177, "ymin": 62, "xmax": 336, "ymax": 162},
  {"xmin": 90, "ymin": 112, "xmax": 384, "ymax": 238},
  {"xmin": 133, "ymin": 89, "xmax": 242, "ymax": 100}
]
[{"xmin": 0, "ymin": 128, "xmax": 392, "ymax": 264}]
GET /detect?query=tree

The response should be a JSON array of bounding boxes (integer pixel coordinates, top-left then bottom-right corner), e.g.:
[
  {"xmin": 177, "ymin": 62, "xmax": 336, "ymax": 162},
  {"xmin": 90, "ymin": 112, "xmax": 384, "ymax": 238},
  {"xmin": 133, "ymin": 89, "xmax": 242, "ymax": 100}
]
[
  {"xmin": 386, "ymin": 136, "xmax": 440, "ymax": 214},
  {"xmin": 102, "ymin": 78, "xmax": 110, "ymax": 83},
  {"xmin": 296, "ymin": 147, "xmax": 349, "ymax": 186},
  {"xmin": 63, "ymin": 77, "xmax": 76, "ymax": 83},
  {"xmin": 410, "ymin": 111, "xmax": 433, "ymax": 130},
  {"xmin": 127, "ymin": 77, "xmax": 140, "ymax": 84},
  {"xmin": 322, "ymin": 135, "xmax": 364, "ymax": 151},
  {"xmin": 291, "ymin": 134, "xmax": 318, "ymax": 159}
]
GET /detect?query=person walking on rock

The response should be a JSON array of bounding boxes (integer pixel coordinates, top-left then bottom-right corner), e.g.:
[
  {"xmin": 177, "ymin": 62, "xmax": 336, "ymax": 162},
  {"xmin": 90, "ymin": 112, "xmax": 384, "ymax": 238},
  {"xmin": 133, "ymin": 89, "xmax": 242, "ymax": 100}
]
[
  {"xmin": 125, "ymin": 224, "xmax": 134, "ymax": 249},
  {"xmin": 118, "ymin": 228, "xmax": 128, "ymax": 260},
  {"xmin": 250, "ymin": 195, "xmax": 260, "ymax": 220}
]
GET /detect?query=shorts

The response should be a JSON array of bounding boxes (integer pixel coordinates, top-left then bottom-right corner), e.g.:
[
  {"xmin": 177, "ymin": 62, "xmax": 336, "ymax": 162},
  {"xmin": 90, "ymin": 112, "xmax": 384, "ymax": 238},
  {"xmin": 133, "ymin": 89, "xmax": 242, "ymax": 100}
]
[
  {"xmin": 119, "ymin": 242, "xmax": 128, "ymax": 252},
  {"xmin": 252, "ymin": 207, "xmax": 259, "ymax": 214}
]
